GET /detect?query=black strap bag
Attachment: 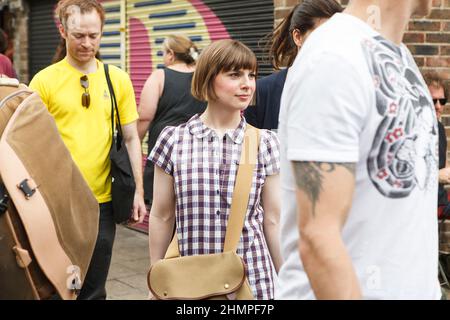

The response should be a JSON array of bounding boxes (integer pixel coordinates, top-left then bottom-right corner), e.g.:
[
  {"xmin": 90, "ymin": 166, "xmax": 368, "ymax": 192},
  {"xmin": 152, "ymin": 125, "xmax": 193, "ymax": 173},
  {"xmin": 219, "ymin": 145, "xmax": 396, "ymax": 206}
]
[{"xmin": 104, "ymin": 64, "xmax": 135, "ymax": 224}]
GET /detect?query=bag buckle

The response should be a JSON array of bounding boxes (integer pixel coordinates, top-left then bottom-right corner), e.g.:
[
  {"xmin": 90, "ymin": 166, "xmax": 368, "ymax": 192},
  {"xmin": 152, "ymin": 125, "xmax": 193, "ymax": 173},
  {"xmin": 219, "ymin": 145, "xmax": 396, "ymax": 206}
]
[
  {"xmin": 69, "ymin": 275, "xmax": 82, "ymax": 296},
  {"xmin": 17, "ymin": 179, "xmax": 36, "ymax": 199}
]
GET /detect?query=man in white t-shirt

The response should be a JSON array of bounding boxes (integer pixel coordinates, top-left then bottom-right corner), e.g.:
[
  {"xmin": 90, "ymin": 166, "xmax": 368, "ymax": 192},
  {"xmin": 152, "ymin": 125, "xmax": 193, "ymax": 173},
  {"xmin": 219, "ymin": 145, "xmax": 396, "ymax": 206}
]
[{"xmin": 277, "ymin": 0, "xmax": 441, "ymax": 299}]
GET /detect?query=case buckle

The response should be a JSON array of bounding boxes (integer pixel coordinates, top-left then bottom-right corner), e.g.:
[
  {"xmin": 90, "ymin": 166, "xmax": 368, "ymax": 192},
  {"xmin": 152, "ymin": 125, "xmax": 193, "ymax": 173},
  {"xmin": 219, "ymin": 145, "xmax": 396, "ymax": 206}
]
[{"xmin": 17, "ymin": 179, "xmax": 36, "ymax": 199}]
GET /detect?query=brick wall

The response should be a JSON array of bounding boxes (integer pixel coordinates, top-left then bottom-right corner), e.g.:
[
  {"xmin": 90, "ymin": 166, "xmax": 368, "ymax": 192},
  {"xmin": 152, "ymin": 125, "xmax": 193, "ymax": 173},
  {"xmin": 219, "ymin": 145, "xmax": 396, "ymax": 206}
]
[
  {"xmin": 274, "ymin": 0, "xmax": 301, "ymax": 22},
  {"xmin": 406, "ymin": 0, "xmax": 450, "ymax": 127}
]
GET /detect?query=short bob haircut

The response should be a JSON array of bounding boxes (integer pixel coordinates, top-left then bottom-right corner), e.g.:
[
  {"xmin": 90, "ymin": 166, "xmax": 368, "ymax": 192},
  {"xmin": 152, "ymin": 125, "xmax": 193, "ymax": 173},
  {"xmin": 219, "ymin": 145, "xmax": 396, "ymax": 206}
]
[{"xmin": 192, "ymin": 39, "xmax": 257, "ymax": 102}]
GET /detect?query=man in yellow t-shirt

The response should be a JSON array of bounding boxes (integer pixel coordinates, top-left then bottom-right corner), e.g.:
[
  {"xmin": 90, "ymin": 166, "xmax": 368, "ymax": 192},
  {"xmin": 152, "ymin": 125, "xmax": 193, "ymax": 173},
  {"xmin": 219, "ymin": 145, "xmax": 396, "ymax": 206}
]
[{"xmin": 29, "ymin": 0, "xmax": 146, "ymax": 300}]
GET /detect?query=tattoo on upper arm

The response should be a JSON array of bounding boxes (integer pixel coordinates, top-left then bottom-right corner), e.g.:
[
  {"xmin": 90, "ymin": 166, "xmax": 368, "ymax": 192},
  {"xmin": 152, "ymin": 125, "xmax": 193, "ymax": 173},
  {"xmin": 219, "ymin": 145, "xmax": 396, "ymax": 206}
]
[{"xmin": 292, "ymin": 162, "xmax": 356, "ymax": 217}]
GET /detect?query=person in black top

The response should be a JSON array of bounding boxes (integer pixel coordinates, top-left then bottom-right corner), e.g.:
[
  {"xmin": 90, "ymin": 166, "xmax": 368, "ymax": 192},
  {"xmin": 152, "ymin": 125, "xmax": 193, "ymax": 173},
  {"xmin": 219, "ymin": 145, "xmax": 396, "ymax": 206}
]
[
  {"xmin": 424, "ymin": 71, "xmax": 450, "ymax": 213},
  {"xmin": 137, "ymin": 34, "xmax": 206, "ymax": 208},
  {"xmin": 244, "ymin": 0, "xmax": 343, "ymax": 130}
]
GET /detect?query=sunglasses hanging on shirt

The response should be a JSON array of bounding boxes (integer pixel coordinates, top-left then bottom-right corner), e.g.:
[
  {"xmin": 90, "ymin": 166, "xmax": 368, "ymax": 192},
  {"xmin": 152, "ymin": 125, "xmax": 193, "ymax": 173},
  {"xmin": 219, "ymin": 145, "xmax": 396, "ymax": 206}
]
[{"xmin": 80, "ymin": 75, "xmax": 90, "ymax": 108}]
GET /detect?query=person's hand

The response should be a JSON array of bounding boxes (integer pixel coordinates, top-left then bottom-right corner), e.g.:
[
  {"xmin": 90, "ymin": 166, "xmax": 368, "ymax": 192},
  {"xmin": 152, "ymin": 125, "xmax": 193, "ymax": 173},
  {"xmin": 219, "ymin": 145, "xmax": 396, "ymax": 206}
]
[
  {"xmin": 129, "ymin": 192, "xmax": 146, "ymax": 225},
  {"xmin": 148, "ymin": 291, "xmax": 156, "ymax": 300},
  {"xmin": 439, "ymin": 167, "xmax": 450, "ymax": 184}
]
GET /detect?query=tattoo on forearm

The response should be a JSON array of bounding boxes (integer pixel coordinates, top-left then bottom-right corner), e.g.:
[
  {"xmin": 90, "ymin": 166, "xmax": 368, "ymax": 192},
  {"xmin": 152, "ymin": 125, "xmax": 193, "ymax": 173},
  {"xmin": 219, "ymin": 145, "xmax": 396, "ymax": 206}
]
[{"xmin": 292, "ymin": 162, "xmax": 356, "ymax": 217}]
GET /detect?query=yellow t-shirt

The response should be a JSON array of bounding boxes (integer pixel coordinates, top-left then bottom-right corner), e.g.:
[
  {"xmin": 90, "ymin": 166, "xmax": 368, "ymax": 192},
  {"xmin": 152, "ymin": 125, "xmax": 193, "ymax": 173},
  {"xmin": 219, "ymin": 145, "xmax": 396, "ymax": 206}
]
[{"xmin": 29, "ymin": 58, "xmax": 138, "ymax": 203}]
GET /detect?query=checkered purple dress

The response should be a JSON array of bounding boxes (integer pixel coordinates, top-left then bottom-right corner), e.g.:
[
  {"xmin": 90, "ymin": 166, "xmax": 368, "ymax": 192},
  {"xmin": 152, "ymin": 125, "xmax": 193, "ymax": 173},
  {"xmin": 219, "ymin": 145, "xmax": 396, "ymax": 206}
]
[{"xmin": 149, "ymin": 114, "xmax": 280, "ymax": 299}]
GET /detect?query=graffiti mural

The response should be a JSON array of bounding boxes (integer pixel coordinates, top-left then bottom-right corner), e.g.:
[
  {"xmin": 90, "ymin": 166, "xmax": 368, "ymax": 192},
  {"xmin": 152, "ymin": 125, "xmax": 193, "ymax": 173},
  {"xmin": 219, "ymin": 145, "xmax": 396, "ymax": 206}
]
[
  {"xmin": 100, "ymin": 0, "xmax": 273, "ymax": 104},
  {"xmin": 126, "ymin": 0, "xmax": 230, "ymax": 102}
]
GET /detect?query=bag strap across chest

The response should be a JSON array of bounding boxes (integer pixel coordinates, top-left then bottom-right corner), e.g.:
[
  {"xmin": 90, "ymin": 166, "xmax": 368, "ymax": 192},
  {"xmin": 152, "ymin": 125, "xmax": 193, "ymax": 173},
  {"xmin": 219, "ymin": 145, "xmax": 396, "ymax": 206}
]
[{"xmin": 165, "ymin": 125, "xmax": 260, "ymax": 258}]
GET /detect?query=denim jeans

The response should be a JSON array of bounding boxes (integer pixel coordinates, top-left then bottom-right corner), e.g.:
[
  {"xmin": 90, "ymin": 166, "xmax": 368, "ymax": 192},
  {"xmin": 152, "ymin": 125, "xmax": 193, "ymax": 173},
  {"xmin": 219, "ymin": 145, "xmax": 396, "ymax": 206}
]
[{"xmin": 77, "ymin": 202, "xmax": 116, "ymax": 300}]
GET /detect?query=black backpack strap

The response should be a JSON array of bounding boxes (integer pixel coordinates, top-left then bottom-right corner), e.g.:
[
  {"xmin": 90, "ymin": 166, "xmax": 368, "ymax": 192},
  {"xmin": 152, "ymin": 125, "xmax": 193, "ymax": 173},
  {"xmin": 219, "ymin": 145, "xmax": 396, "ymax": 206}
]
[
  {"xmin": 104, "ymin": 64, "xmax": 123, "ymax": 145},
  {"xmin": 0, "ymin": 182, "xmax": 9, "ymax": 215}
]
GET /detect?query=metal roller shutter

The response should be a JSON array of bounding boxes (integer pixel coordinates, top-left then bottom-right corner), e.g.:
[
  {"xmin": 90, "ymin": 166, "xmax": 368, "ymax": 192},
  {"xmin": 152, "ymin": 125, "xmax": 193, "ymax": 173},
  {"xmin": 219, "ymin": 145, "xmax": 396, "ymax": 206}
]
[
  {"xmin": 201, "ymin": 0, "xmax": 274, "ymax": 76},
  {"xmin": 126, "ymin": 0, "xmax": 273, "ymax": 104},
  {"xmin": 28, "ymin": 0, "xmax": 59, "ymax": 80},
  {"xmin": 126, "ymin": 0, "xmax": 214, "ymax": 105}
]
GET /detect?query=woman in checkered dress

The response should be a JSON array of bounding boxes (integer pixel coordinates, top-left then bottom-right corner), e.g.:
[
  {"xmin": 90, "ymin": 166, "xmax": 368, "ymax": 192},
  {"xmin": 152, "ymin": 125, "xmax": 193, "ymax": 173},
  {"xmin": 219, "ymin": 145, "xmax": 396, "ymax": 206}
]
[{"xmin": 148, "ymin": 40, "xmax": 282, "ymax": 300}]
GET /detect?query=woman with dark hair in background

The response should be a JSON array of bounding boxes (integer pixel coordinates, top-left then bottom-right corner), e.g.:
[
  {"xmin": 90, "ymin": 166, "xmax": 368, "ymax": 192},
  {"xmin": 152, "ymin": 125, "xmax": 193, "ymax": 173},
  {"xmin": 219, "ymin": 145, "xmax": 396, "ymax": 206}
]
[
  {"xmin": 244, "ymin": 0, "xmax": 343, "ymax": 130},
  {"xmin": 137, "ymin": 34, "xmax": 206, "ymax": 210}
]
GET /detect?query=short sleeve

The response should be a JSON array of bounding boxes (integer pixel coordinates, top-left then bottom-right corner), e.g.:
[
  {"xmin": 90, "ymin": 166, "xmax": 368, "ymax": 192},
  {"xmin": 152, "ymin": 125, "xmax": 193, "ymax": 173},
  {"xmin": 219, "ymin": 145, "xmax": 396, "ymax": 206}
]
[
  {"xmin": 29, "ymin": 72, "xmax": 49, "ymax": 108},
  {"xmin": 112, "ymin": 66, "xmax": 138, "ymax": 125},
  {"xmin": 284, "ymin": 52, "xmax": 371, "ymax": 163},
  {"xmin": 260, "ymin": 129, "xmax": 280, "ymax": 176},
  {"xmin": 148, "ymin": 126, "xmax": 176, "ymax": 175}
]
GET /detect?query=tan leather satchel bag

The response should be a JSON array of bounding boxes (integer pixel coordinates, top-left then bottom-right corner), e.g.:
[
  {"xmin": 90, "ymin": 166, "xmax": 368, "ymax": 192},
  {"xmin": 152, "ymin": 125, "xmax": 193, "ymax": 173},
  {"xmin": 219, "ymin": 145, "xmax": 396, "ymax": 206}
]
[
  {"xmin": 147, "ymin": 126, "xmax": 260, "ymax": 300},
  {"xmin": 0, "ymin": 79, "xmax": 99, "ymax": 299}
]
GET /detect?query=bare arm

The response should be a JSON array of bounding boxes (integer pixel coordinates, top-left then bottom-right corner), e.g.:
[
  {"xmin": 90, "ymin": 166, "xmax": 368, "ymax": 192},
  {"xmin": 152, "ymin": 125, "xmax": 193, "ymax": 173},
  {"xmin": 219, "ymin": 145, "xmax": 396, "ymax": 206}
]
[
  {"xmin": 137, "ymin": 70, "xmax": 164, "ymax": 142},
  {"xmin": 262, "ymin": 174, "xmax": 283, "ymax": 273},
  {"xmin": 149, "ymin": 165, "xmax": 176, "ymax": 265},
  {"xmin": 293, "ymin": 161, "xmax": 361, "ymax": 299},
  {"xmin": 122, "ymin": 121, "xmax": 146, "ymax": 223}
]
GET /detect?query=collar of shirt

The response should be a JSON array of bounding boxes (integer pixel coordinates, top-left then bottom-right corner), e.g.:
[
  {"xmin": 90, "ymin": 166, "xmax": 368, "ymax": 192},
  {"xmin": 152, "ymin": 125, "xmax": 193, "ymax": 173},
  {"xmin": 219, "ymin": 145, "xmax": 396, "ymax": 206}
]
[{"xmin": 186, "ymin": 114, "xmax": 247, "ymax": 144}]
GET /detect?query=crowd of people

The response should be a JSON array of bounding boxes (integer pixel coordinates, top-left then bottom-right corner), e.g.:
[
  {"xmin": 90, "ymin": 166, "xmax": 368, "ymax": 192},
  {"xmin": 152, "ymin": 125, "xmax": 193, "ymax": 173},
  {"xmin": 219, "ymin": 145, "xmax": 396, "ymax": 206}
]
[{"xmin": 3, "ymin": 0, "xmax": 448, "ymax": 300}]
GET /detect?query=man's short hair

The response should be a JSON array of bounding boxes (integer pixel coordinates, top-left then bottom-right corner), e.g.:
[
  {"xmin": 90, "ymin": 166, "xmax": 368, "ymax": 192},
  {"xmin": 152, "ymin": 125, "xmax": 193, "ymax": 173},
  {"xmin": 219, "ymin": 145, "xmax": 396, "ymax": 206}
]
[
  {"xmin": 191, "ymin": 39, "xmax": 257, "ymax": 102},
  {"xmin": 423, "ymin": 70, "xmax": 448, "ymax": 98},
  {"xmin": 56, "ymin": 0, "xmax": 105, "ymax": 30}
]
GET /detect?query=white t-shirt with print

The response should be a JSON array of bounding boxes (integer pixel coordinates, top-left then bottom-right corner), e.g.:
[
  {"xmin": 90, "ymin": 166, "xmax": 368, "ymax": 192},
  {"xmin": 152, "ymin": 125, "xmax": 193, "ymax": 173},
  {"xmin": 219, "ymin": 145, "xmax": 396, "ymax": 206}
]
[{"xmin": 276, "ymin": 13, "xmax": 440, "ymax": 300}]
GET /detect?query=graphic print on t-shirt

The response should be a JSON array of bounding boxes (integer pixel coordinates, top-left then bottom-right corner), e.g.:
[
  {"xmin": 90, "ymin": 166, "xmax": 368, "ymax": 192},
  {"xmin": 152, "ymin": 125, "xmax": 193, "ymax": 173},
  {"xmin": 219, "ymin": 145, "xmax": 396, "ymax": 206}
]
[{"xmin": 363, "ymin": 36, "xmax": 438, "ymax": 198}]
